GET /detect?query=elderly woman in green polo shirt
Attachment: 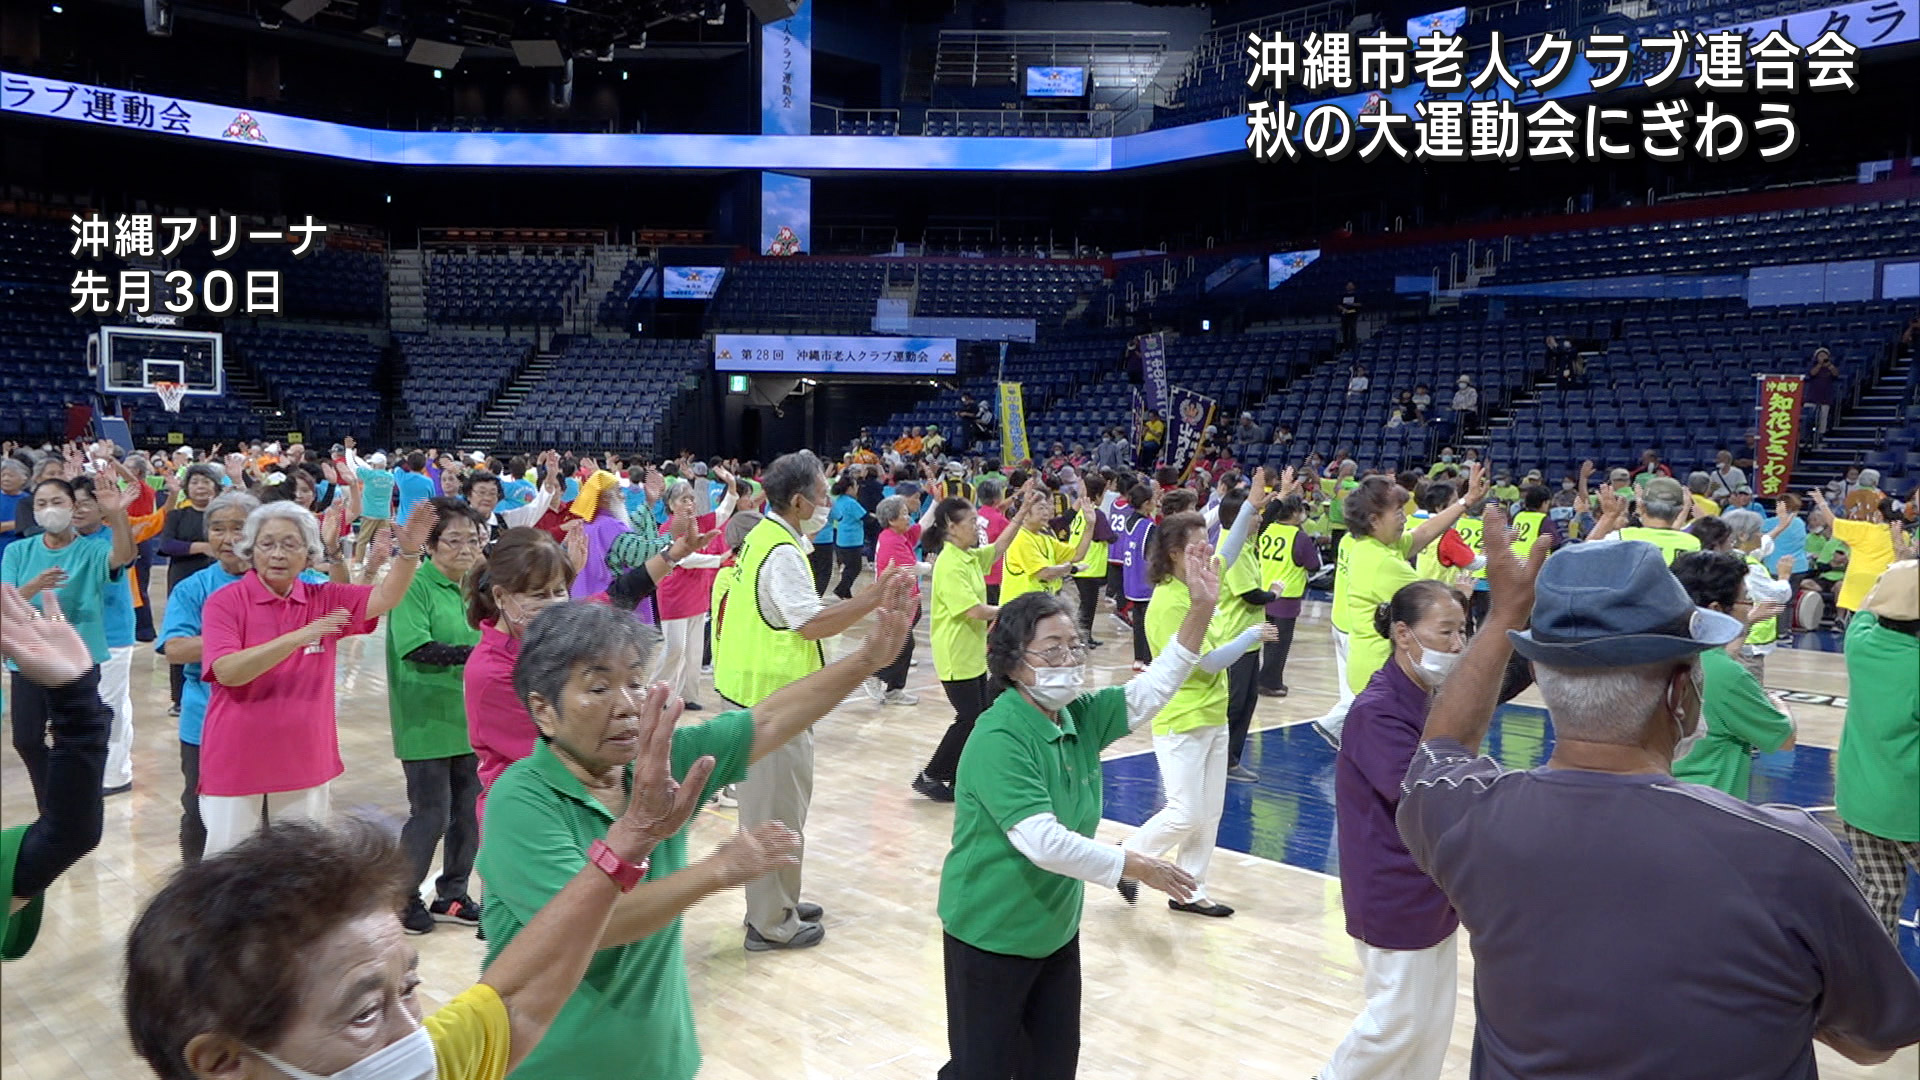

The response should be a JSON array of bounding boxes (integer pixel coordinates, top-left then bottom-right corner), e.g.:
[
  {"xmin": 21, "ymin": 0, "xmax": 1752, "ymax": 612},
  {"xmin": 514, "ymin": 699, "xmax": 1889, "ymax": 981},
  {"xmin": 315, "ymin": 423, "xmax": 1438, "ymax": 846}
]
[
  {"xmin": 936, "ymin": 541, "xmax": 1220, "ymax": 1080},
  {"xmin": 388, "ymin": 496, "xmax": 490, "ymax": 936},
  {"xmin": 475, "ymin": 584, "xmax": 913, "ymax": 1080}
]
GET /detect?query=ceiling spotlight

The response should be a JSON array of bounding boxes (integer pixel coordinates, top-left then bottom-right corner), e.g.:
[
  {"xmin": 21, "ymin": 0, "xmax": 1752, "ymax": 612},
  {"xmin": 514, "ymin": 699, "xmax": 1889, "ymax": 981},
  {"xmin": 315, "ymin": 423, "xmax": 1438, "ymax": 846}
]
[
  {"xmin": 432, "ymin": 69, "xmax": 443, "ymax": 78},
  {"xmin": 621, "ymin": 69, "xmax": 629, "ymax": 80},
  {"xmin": 50, "ymin": 3, "xmax": 64, "ymax": 12}
]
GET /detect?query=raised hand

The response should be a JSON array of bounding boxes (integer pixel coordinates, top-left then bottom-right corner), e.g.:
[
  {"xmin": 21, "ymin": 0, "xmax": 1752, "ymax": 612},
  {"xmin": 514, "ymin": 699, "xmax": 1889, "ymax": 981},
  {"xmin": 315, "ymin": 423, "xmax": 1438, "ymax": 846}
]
[
  {"xmin": 1481, "ymin": 504, "xmax": 1549, "ymax": 626},
  {"xmin": 1578, "ymin": 459, "xmax": 1596, "ymax": 485},
  {"xmin": 363, "ymin": 523, "xmax": 395, "ymax": 576},
  {"xmin": 1185, "ymin": 540, "xmax": 1221, "ymax": 610},
  {"xmin": 667, "ymin": 524, "xmax": 718, "ymax": 564},
  {"xmin": 92, "ymin": 480, "xmax": 128, "ymax": 516},
  {"xmin": 564, "ymin": 527, "xmax": 589, "ymax": 571},
  {"xmin": 395, "ymin": 499, "xmax": 439, "ymax": 555},
  {"xmin": 320, "ymin": 499, "xmax": 346, "ymax": 545},
  {"xmin": 708, "ymin": 822, "xmax": 803, "ymax": 889},
  {"xmin": 303, "ymin": 607, "xmax": 354, "ymax": 646},
  {"xmin": 1247, "ymin": 467, "xmax": 1274, "ymax": 510},
  {"xmin": 603, "ymin": 683, "xmax": 714, "ymax": 862},
  {"xmin": 0, "ymin": 587, "xmax": 91, "ymax": 687},
  {"xmin": 1596, "ymin": 484, "xmax": 1625, "ymax": 523},
  {"xmin": 644, "ymin": 469, "xmax": 665, "ymax": 505},
  {"xmin": 1122, "ymin": 850, "xmax": 1197, "ymax": 904},
  {"xmin": 1465, "ymin": 462, "xmax": 1490, "ymax": 504},
  {"xmin": 855, "ymin": 594, "xmax": 914, "ymax": 673}
]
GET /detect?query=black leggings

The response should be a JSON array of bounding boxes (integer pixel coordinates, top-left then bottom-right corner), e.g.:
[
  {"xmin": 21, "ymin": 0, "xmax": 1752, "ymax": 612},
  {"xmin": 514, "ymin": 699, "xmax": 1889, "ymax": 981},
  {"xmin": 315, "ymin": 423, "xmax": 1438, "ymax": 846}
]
[
  {"xmin": 1259, "ymin": 615, "xmax": 1298, "ymax": 691},
  {"xmin": 877, "ymin": 614, "xmax": 920, "ymax": 692},
  {"xmin": 939, "ymin": 932, "xmax": 1081, "ymax": 1080},
  {"xmin": 1073, "ymin": 576, "xmax": 1103, "ymax": 641},
  {"xmin": 1129, "ymin": 598, "xmax": 1152, "ymax": 663},
  {"xmin": 9, "ymin": 668, "xmax": 109, "ymax": 900},
  {"xmin": 808, "ymin": 543, "xmax": 834, "ymax": 595},
  {"xmin": 180, "ymin": 740, "xmax": 206, "ymax": 865},
  {"xmin": 925, "ymin": 676, "xmax": 991, "ymax": 784},
  {"xmin": 834, "ymin": 545, "xmax": 863, "ymax": 599}
]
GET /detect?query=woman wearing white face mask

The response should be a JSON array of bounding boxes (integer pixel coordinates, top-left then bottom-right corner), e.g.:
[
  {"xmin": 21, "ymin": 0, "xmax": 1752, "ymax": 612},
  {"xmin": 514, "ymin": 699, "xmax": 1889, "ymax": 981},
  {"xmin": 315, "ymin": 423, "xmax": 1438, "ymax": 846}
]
[
  {"xmin": 123, "ymin": 688, "xmax": 712, "ymax": 1080},
  {"xmin": 1318, "ymin": 578, "xmax": 1468, "ymax": 1080},
  {"xmin": 934, "ymin": 544, "xmax": 1219, "ymax": 1080}
]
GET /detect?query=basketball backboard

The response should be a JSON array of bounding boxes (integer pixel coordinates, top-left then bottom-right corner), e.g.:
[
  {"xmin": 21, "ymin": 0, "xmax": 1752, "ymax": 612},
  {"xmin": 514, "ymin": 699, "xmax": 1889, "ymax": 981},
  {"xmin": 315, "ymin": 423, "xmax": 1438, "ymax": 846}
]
[{"xmin": 95, "ymin": 327, "xmax": 224, "ymax": 397}]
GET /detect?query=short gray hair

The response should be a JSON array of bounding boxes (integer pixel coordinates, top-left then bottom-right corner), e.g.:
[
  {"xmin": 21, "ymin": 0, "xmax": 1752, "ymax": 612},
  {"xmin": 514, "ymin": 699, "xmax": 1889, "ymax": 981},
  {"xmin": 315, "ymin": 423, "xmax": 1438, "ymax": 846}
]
[
  {"xmin": 0, "ymin": 459, "xmax": 27, "ymax": 480},
  {"xmin": 1686, "ymin": 471, "xmax": 1711, "ymax": 495},
  {"xmin": 1534, "ymin": 659, "xmax": 1695, "ymax": 746},
  {"xmin": 513, "ymin": 602, "xmax": 662, "ymax": 716},
  {"xmin": 205, "ymin": 490, "xmax": 262, "ymax": 526},
  {"xmin": 235, "ymin": 501, "xmax": 326, "ymax": 563},
  {"xmin": 763, "ymin": 450, "xmax": 825, "ymax": 514},
  {"xmin": 875, "ymin": 495, "xmax": 909, "ymax": 525},
  {"xmin": 724, "ymin": 511, "xmax": 763, "ymax": 551},
  {"xmin": 1721, "ymin": 508, "xmax": 1764, "ymax": 542},
  {"xmin": 663, "ymin": 478, "xmax": 693, "ymax": 506},
  {"xmin": 975, "ymin": 478, "xmax": 1004, "ymax": 505},
  {"xmin": 1858, "ymin": 468, "xmax": 1881, "ymax": 488}
]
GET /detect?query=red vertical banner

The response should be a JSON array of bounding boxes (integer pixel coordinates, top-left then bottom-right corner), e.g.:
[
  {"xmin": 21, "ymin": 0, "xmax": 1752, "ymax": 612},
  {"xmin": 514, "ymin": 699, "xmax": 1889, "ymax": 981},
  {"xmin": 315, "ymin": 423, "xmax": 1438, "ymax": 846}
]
[{"xmin": 1755, "ymin": 375, "xmax": 1805, "ymax": 498}]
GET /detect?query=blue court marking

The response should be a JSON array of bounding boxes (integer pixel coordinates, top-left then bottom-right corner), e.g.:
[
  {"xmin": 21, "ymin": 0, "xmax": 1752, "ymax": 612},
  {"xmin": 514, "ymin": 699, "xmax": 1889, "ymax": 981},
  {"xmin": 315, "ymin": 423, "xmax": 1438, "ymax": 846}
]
[{"xmin": 1102, "ymin": 704, "xmax": 1920, "ymax": 974}]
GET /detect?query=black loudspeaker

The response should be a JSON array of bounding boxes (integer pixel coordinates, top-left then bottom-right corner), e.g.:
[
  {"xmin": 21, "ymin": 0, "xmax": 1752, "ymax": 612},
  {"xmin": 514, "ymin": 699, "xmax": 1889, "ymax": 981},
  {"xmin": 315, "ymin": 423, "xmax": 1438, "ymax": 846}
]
[
  {"xmin": 746, "ymin": 0, "xmax": 799, "ymax": 22},
  {"xmin": 548, "ymin": 57, "xmax": 574, "ymax": 108},
  {"xmin": 144, "ymin": 0, "xmax": 174, "ymax": 37}
]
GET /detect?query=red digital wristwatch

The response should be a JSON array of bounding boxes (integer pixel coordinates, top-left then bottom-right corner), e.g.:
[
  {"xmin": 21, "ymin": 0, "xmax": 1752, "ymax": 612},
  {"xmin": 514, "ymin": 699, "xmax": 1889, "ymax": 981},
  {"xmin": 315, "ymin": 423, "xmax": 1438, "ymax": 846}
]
[{"xmin": 587, "ymin": 838, "xmax": 649, "ymax": 892}]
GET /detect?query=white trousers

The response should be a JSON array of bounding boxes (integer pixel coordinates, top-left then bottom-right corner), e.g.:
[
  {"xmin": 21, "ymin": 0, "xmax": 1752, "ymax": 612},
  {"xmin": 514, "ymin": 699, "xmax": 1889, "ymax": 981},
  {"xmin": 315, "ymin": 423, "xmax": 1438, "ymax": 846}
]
[
  {"xmin": 1314, "ymin": 626, "xmax": 1355, "ymax": 738},
  {"xmin": 1122, "ymin": 723, "xmax": 1228, "ymax": 901},
  {"xmin": 1321, "ymin": 932, "xmax": 1459, "ymax": 1080},
  {"xmin": 101, "ymin": 644, "xmax": 136, "ymax": 789},
  {"xmin": 659, "ymin": 614, "xmax": 708, "ymax": 706},
  {"xmin": 200, "ymin": 783, "xmax": 332, "ymax": 859}
]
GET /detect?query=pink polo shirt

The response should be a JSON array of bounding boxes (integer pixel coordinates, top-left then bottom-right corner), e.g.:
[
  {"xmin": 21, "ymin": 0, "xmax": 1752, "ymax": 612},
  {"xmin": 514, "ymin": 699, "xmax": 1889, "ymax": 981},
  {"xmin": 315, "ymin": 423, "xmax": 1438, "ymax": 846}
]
[
  {"xmin": 654, "ymin": 512, "xmax": 726, "ymax": 621},
  {"xmin": 978, "ymin": 505, "xmax": 1009, "ymax": 586},
  {"xmin": 465, "ymin": 618, "xmax": 533, "ymax": 821},
  {"xmin": 199, "ymin": 572, "xmax": 376, "ymax": 797},
  {"xmin": 875, "ymin": 523, "xmax": 922, "ymax": 601}
]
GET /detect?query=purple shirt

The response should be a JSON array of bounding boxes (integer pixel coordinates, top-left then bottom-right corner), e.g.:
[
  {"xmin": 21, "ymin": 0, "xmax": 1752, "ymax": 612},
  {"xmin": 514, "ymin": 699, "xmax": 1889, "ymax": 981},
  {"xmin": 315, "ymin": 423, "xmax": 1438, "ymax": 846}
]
[
  {"xmin": 1120, "ymin": 514, "xmax": 1155, "ymax": 601},
  {"xmin": 1336, "ymin": 659, "xmax": 1457, "ymax": 950},
  {"xmin": 1399, "ymin": 737, "xmax": 1920, "ymax": 1079},
  {"xmin": 568, "ymin": 511, "xmax": 629, "ymax": 600}
]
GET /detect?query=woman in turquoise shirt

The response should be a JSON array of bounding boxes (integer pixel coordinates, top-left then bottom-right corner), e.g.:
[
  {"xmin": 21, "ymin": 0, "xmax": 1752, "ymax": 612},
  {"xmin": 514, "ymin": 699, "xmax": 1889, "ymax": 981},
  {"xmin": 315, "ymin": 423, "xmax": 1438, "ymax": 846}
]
[{"xmin": 829, "ymin": 476, "xmax": 869, "ymax": 599}]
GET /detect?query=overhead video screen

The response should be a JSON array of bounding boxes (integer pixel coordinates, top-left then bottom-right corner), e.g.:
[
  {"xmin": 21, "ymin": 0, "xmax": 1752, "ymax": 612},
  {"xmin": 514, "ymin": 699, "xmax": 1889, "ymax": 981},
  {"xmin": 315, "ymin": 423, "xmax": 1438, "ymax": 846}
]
[
  {"xmin": 1406, "ymin": 6, "xmax": 1469, "ymax": 39},
  {"xmin": 1267, "ymin": 249, "xmax": 1321, "ymax": 289},
  {"xmin": 662, "ymin": 267, "xmax": 726, "ymax": 299},
  {"xmin": 1025, "ymin": 66, "xmax": 1088, "ymax": 97}
]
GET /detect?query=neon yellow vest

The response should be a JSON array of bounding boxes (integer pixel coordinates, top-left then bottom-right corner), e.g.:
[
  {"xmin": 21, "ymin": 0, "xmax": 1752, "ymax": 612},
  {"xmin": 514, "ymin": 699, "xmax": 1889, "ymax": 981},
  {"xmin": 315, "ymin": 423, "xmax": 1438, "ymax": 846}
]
[
  {"xmin": 1454, "ymin": 515, "xmax": 1488, "ymax": 582},
  {"xmin": 1412, "ymin": 512, "xmax": 1451, "ymax": 581},
  {"xmin": 1068, "ymin": 510, "xmax": 1108, "ymax": 579},
  {"xmin": 1618, "ymin": 526, "xmax": 1700, "ymax": 565},
  {"xmin": 1257, "ymin": 522, "xmax": 1308, "ymax": 599},
  {"xmin": 1744, "ymin": 555, "xmax": 1778, "ymax": 646},
  {"xmin": 1331, "ymin": 533, "xmax": 1353, "ymax": 631},
  {"xmin": 1512, "ymin": 510, "xmax": 1548, "ymax": 563},
  {"xmin": 712, "ymin": 517, "xmax": 825, "ymax": 707},
  {"xmin": 1216, "ymin": 534, "xmax": 1266, "ymax": 638}
]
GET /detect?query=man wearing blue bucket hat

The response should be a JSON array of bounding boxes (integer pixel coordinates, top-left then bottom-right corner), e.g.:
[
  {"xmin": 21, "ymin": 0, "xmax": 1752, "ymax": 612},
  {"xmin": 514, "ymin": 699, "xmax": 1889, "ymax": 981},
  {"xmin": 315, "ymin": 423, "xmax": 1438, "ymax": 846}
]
[{"xmin": 1395, "ymin": 508, "xmax": 1920, "ymax": 1078}]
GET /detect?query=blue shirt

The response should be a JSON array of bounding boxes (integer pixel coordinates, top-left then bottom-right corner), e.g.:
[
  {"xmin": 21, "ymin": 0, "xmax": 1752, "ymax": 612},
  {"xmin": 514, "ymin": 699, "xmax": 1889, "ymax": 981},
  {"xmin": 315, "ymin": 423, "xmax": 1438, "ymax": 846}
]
[
  {"xmin": 831, "ymin": 495, "xmax": 867, "ymax": 548},
  {"xmin": 158, "ymin": 563, "xmax": 328, "ymax": 743},
  {"xmin": 500, "ymin": 478, "xmax": 535, "ymax": 510},
  {"xmin": 0, "ymin": 490, "xmax": 24, "ymax": 562},
  {"xmin": 394, "ymin": 468, "xmax": 437, "ymax": 520},
  {"xmin": 78, "ymin": 529, "xmax": 134, "ymax": 648},
  {"xmin": 1, "ymin": 532, "xmax": 120, "ymax": 663},
  {"xmin": 1763, "ymin": 513, "xmax": 1809, "ymax": 575},
  {"xmin": 356, "ymin": 467, "xmax": 396, "ymax": 520}
]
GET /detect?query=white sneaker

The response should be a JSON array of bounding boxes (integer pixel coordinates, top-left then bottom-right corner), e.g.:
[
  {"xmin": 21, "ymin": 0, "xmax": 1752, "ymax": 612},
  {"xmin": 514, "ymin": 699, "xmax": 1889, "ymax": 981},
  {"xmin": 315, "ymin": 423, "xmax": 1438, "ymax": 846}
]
[
  {"xmin": 713, "ymin": 784, "xmax": 738, "ymax": 808},
  {"xmin": 909, "ymin": 659, "xmax": 920, "ymax": 668},
  {"xmin": 884, "ymin": 689, "xmax": 919, "ymax": 706},
  {"xmin": 862, "ymin": 676, "xmax": 887, "ymax": 703}
]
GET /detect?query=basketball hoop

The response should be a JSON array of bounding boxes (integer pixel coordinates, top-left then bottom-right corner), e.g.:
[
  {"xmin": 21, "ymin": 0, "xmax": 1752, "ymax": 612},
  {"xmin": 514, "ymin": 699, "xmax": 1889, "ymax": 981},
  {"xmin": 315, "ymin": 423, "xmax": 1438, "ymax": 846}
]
[{"xmin": 153, "ymin": 381, "xmax": 187, "ymax": 414}]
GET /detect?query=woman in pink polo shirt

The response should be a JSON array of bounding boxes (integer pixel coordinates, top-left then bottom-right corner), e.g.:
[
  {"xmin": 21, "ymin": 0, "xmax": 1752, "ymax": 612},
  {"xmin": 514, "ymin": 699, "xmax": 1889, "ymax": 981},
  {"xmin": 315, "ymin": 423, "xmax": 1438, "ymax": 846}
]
[
  {"xmin": 653, "ymin": 473, "xmax": 736, "ymax": 711},
  {"xmin": 199, "ymin": 500, "xmax": 435, "ymax": 858},
  {"xmin": 464, "ymin": 528, "xmax": 576, "ymax": 820}
]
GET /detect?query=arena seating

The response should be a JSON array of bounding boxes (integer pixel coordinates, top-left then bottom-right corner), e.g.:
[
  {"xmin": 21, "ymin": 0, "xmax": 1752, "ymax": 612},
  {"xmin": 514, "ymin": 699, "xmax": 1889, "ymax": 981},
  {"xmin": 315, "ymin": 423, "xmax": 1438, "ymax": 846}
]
[
  {"xmin": 177, "ymin": 244, "xmax": 385, "ymax": 321},
  {"xmin": 834, "ymin": 115, "xmax": 902, "ymax": 136},
  {"xmin": 496, "ymin": 337, "xmax": 706, "ymax": 451},
  {"xmin": 426, "ymin": 253, "xmax": 589, "ymax": 326},
  {"xmin": 596, "ymin": 260, "xmax": 651, "ymax": 325},
  {"xmin": 707, "ymin": 260, "xmax": 888, "ymax": 334},
  {"xmin": 398, "ymin": 335, "xmax": 535, "ymax": 445},
  {"xmin": 1496, "ymin": 200, "xmax": 1918, "ymax": 282},
  {"xmin": 922, "ymin": 112, "xmax": 1100, "ymax": 138},
  {"xmin": 1483, "ymin": 298, "xmax": 1912, "ymax": 479},
  {"xmin": 915, "ymin": 261, "xmax": 1104, "ymax": 320},
  {"xmin": 231, "ymin": 327, "xmax": 384, "ymax": 445}
]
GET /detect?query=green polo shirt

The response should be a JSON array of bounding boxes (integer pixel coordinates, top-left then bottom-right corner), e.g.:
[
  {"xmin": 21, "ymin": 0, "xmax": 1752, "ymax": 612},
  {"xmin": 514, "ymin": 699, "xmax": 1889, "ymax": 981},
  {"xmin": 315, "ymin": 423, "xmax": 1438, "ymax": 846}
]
[
  {"xmin": 385, "ymin": 559, "xmax": 482, "ymax": 761},
  {"xmin": 2, "ymin": 825, "xmax": 45, "ymax": 961},
  {"xmin": 1836, "ymin": 613, "xmax": 1920, "ymax": 841},
  {"xmin": 939, "ymin": 684, "xmax": 1130, "ymax": 959},
  {"xmin": 477, "ymin": 712, "xmax": 752, "ymax": 1080},
  {"xmin": 1672, "ymin": 648, "xmax": 1794, "ymax": 801}
]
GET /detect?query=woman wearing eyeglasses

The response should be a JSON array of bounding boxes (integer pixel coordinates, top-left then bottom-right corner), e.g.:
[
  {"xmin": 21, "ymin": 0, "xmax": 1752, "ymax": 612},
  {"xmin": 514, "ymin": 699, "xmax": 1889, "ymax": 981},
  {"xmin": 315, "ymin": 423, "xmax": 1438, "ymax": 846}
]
[
  {"xmin": 935, "ymin": 542, "xmax": 1220, "ymax": 1080},
  {"xmin": 386, "ymin": 497, "xmax": 490, "ymax": 935},
  {"xmin": 197, "ymin": 500, "xmax": 435, "ymax": 857}
]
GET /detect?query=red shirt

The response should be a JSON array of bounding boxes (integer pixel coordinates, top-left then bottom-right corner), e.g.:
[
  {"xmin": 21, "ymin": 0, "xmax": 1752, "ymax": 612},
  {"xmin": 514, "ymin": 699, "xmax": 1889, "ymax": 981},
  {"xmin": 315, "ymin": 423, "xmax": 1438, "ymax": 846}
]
[
  {"xmin": 978, "ymin": 505, "xmax": 1009, "ymax": 585},
  {"xmin": 875, "ymin": 523, "xmax": 923, "ymax": 606},
  {"xmin": 654, "ymin": 512, "xmax": 725, "ymax": 621},
  {"xmin": 199, "ymin": 572, "xmax": 376, "ymax": 796}
]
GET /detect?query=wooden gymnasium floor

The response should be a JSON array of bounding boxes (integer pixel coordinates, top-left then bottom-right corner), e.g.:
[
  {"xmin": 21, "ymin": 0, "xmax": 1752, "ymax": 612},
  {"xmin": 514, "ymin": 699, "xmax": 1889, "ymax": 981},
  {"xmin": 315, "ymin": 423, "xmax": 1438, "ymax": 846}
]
[{"xmin": 3, "ymin": 583, "xmax": 1913, "ymax": 1080}]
